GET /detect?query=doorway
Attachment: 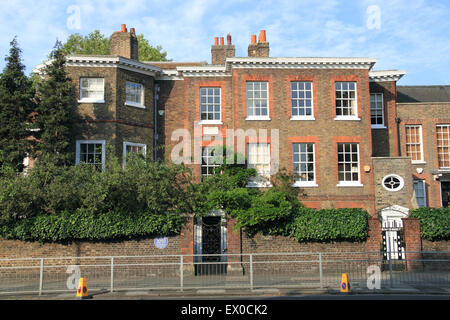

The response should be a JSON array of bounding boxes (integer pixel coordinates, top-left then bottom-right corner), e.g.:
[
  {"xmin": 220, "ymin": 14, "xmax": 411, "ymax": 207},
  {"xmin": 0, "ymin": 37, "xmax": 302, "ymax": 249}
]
[
  {"xmin": 442, "ymin": 182, "xmax": 450, "ymax": 208},
  {"xmin": 194, "ymin": 213, "xmax": 228, "ymax": 275}
]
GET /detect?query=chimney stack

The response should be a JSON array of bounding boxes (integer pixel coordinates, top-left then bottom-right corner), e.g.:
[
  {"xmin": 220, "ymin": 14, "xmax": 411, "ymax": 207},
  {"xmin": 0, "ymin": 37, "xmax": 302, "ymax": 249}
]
[
  {"xmin": 110, "ymin": 24, "xmax": 139, "ymax": 60},
  {"xmin": 248, "ymin": 30, "xmax": 269, "ymax": 57},
  {"xmin": 211, "ymin": 33, "xmax": 235, "ymax": 65}
]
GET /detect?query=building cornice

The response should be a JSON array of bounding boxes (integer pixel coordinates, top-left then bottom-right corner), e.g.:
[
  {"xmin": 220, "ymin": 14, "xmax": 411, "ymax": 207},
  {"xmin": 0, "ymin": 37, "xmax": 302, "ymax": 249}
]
[
  {"xmin": 226, "ymin": 57, "xmax": 378, "ymax": 70},
  {"xmin": 33, "ymin": 55, "xmax": 162, "ymax": 77},
  {"xmin": 369, "ymin": 70, "xmax": 406, "ymax": 82}
]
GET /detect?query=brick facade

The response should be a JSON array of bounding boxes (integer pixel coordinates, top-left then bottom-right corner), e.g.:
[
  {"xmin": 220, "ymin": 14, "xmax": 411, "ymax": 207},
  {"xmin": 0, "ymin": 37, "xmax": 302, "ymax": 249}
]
[{"xmin": 24, "ymin": 26, "xmax": 450, "ymax": 261}]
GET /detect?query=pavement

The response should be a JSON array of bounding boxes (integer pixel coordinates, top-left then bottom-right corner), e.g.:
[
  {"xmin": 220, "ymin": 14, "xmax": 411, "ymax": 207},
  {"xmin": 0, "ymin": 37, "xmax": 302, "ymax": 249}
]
[{"xmin": 1, "ymin": 285, "xmax": 450, "ymax": 300}]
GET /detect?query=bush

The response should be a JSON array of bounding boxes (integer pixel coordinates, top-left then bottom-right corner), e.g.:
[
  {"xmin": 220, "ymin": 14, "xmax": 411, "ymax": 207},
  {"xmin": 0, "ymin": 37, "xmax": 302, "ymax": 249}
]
[
  {"xmin": 409, "ymin": 207, "xmax": 450, "ymax": 241},
  {"xmin": 290, "ymin": 208, "xmax": 371, "ymax": 242},
  {"xmin": 0, "ymin": 209, "xmax": 184, "ymax": 243}
]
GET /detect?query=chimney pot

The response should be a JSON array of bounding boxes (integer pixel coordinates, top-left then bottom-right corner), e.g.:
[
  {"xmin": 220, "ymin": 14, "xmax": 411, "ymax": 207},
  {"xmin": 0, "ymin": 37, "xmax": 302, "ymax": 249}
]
[
  {"xmin": 259, "ymin": 30, "xmax": 266, "ymax": 43},
  {"xmin": 251, "ymin": 35, "xmax": 257, "ymax": 44},
  {"xmin": 121, "ymin": 24, "xmax": 127, "ymax": 32},
  {"xmin": 227, "ymin": 33, "xmax": 232, "ymax": 45},
  {"xmin": 220, "ymin": 37, "xmax": 224, "ymax": 46},
  {"xmin": 214, "ymin": 37, "xmax": 219, "ymax": 46}
]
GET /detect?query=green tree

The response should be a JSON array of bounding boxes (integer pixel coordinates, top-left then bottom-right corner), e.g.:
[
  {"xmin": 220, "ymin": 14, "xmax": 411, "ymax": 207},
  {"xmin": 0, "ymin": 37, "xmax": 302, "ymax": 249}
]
[
  {"xmin": 62, "ymin": 30, "xmax": 170, "ymax": 61},
  {"xmin": 33, "ymin": 41, "xmax": 76, "ymax": 166},
  {"xmin": 0, "ymin": 37, "xmax": 35, "ymax": 173}
]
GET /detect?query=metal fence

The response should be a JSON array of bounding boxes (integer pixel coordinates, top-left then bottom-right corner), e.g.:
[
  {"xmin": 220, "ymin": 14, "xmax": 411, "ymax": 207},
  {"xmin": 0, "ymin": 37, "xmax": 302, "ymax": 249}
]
[{"xmin": 0, "ymin": 251, "xmax": 449, "ymax": 296}]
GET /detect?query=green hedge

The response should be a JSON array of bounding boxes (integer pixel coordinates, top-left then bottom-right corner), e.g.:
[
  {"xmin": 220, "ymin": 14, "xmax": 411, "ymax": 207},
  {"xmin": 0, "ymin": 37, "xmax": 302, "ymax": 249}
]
[
  {"xmin": 409, "ymin": 207, "xmax": 450, "ymax": 241},
  {"xmin": 0, "ymin": 209, "xmax": 184, "ymax": 243},
  {"xmin": 289, "ymin": 208, "xmax": 371, "ymax": 242}
]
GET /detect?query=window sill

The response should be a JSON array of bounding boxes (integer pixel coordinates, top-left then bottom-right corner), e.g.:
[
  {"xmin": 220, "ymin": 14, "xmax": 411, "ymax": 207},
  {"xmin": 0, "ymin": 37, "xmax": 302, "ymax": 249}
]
[
  {"xmin": 245, "ymin": 117, "xmax": 271, "ymax": 121},
  {"xmin": 293, "ymin": 182, "xmax": 318, "ymax": 188},
  {"xmin": 125, "ymin": 102, "xmax": 146, "ymax": 109},
  {"xmin": 290, "ymin": 116, "xmax": 315, "ymax": 121},
  {"xmin": 334, "ymin": 116, "xmax": 361, "ymax": 121},
  {"xmin": 336, "ymin": 182, "xmax": 364, "ymax": 187},
  {"xmin": 78, "ymin": 99, "xmax": 105, "ymax": 104},
  {"xmin": 371, "ymin": 125, "xmax": 387, "ymax": 129},
  {"xmin": 198, "ymin": 120, "xmax": 223, "ymax": 125},
  {"xmin": 247, "ymin": 181, "xmax": 272, "ymax": 188},
  {"xmin": 412, "ymin": 161, "xmax": 426, "ymax": 165}
]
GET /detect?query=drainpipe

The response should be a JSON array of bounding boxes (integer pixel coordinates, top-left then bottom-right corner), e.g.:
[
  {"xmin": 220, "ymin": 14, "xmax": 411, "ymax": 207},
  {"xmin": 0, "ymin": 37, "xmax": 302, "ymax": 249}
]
[
  {"xmin": 154, "ymin": 84, "xmax": 160, "ymax": 162},
  {"xmin": 395, "ymin": 117, "xmax": 401, "ymax": 156}
]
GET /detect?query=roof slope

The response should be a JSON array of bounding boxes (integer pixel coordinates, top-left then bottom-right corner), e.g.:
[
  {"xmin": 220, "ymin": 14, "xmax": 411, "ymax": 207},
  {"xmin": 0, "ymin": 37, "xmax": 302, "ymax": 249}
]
[{"xmin": 397, "ymin": 86, "xmax": 450, "ymax": 103}]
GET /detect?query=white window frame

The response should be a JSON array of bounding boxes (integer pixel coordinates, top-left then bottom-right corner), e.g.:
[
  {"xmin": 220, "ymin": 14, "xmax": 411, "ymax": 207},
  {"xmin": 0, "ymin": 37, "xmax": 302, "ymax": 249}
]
[
  {"xmin": 290, "ymin": 81, "xmax": 315, "ymax": 121},
  {"xmin": 201, "ymin": 146, "xmax": 221, "ymax": 179},
  {"xmin": 334, "ymin": 82, "xmax": 360, "ymax": 121},
  {"xmin": 199, "ymin": 87, "xmax": 222, "ymax": 125},
  {"xmin": 246, "ymin": 81, "xmax": 271, "ymax": 121},
  {"xmin": 337, "ymin": 143, "xmax": 363, "ymax": 187},
  {"xmin": 247, "ymin": 143, "xmax": 272, "ymax": 187},
  {"xmin": 292, "ymin": 143, "xmax": 318, "ymax": 187},
  {"xmin": 437, "ymin": 125, "xmax": 450, "ymax": 169},
  {"xmin": 79, "ymin": 78, "xmax": 105, "ymax": 103},
  {"xmin": 370, "ymin": 93, "xmax": 385, "ymax": 128},
  {"xmin": 382, "ymin": 174, "xmax": 405, "ymax": 192},
  {"xmin": 123, "ymin": 141, "xmax": 147, "ymax": 167},
  {"xmin": 75, "ymin": 140, "xmax": 106, "ymax": 171},
  {"xmin": 413, "ymin": 179, "xmax": 427, "ymax": 207},
  {"xmin": 125, "ymin": 81, "xmax": 145, "ymax": 109},
  {"xmin": 405, "ymin": 125, "xmax": 425, "ymax": 164}
]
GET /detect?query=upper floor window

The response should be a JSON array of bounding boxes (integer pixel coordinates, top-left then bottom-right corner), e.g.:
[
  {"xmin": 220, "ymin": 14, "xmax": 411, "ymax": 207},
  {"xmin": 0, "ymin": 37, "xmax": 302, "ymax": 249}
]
[
  {"xmin": 292, "ymin": 143, "xmax": 317, "ymax": 187},
  {"xmin": 291, "ymin": 82, "xmax": 314, "ymax": 120},
  {"xmin": 79, "ymin": 78, "xmax": 104, "ymax": 103},
  {"xmin": 247, "ymin": 143, "xmax": 271, "ymax": 187},
  {"xmin": 126, "ymin": 82, "xmax": 144, "ymax": 108},
  {"xmin": 437, "ymin": 125, "xmax": 450, "ymax": 168},
  {"xmin": 76, "ymin": 140, "xmax": 106, "ymax": 171},
  {"xmin": 370, "ymin": 93, "xmax": 384, "ymax": 128},
  {"xmin": 405, "ymin": 125, "xmax": 424, "ymax": 163},
  {"xmin": 335, "ymin": 82, "xmax": 358, "ymax": 119},
  {"xmin": 200, "ymin": 87, "xmax": 221, "ymax": 123},
  {"xmin": 246, "ymin": 82, "xmax": 269, "ymax": 120},
  {"xmin": 337, "ymin": 143, "xmax": 361, "ymax": 186}
]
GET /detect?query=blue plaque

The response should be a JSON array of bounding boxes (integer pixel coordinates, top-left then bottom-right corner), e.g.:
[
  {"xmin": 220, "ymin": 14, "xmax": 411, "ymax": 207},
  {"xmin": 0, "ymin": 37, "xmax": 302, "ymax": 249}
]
[{"xmin": 154, "ymin": 237, "xmax": 168, "ymax": 249}]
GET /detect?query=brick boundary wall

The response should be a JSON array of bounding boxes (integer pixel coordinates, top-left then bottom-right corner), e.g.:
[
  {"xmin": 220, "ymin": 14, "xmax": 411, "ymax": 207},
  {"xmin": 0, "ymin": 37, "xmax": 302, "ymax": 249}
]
[{"xmin": 402, "ymin": 218, "xmax": 423, "ymax": 271}]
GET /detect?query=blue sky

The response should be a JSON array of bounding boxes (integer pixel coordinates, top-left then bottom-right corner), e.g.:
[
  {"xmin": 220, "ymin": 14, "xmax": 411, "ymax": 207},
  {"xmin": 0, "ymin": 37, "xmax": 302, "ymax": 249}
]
[{"xmin": 0, "ymin": 0, "xmax": 449, "ymax": 85}]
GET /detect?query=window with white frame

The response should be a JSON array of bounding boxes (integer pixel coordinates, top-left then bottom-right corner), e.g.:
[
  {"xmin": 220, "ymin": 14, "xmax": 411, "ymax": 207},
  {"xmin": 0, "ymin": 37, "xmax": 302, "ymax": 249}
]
[
  {"xmin": 370, "ymin": 93, "xmax": 384, "ymax": 127},
  {"xmin": 200, "ymin": 87, "xmax": 221, "ymax": 122},
  {"xmin": 337, "ymin": 143, "xmax": 360, "ymax": 185},
  {"xmin": 246, "ymin": 82, "xmax": 269, "ymax": 119},
  {"xmin": 335, "ymin": 82, "xmax": 357, "ymax": 118},
  {"xmin": 79, "ymin": 78, "xmax": 104, "ymax": 102},
  {"xmin": 292, "ymin": 143, "xmax": 316, "ymax": 186},
  {"xmin": 247, "ymin": 143, "xmax": 271, "ymax": 186},
  {"xmin": 123, "ymin": 142, "xmax": 146, "ymax": 166},
  {"xmin": 125, "ymin": 82, "xmax": 144, "ymax": 107},
  {"xmin": 437, "ymin": 125, "xmax": 450, "ymax": 168},
  {"xmin": 382, "ymin": 174, "xmax": 404, "ymax": 192},
  {"xmin": 201, "ymin": 146, "xmax": 221, "ymax": 179},
  {"xmin": 291, "ymin": 82, "xmax": 313, "ymax": 119},
  {"xmin": 76, "ymin": 140, "xmax": 106, "ymax": 170},
  {"xmin": 413, "ymin": 179, "xmax": 427, "ymax": 207},
  {"xmin": 405, "ymin": 125, "xmax": 424, "ymax": 163}
]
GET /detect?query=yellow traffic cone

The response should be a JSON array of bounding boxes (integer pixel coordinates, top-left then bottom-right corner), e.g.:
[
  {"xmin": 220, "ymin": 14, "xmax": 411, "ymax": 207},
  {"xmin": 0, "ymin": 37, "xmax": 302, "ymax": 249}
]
[
  {"xmin": 76, "ymin": 277, "xmax": 89, "ymax": 299},
  {"xmin": 340, "ymin": 273, "xmax": 350, "ymax": 293}
]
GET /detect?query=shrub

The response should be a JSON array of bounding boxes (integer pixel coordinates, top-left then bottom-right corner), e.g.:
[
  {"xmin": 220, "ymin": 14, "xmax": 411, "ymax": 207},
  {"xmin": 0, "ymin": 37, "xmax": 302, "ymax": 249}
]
[{"xmin": 409, "ymin": 207, "xmax": 450, "ymax": 241}]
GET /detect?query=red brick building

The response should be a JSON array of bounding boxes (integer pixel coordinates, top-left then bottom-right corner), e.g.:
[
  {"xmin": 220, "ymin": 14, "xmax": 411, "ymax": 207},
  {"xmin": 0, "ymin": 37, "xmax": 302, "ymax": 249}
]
[{"xmin": 32, "ymin": 25, "xmax": 449, "ymax": 266}]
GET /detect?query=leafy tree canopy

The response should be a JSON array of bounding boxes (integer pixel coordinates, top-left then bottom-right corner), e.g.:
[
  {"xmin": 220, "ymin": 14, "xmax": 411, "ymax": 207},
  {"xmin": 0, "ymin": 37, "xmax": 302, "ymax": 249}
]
[{"xmin": 62, "ymin": 30, "xmax": 170, "ymax": 61}]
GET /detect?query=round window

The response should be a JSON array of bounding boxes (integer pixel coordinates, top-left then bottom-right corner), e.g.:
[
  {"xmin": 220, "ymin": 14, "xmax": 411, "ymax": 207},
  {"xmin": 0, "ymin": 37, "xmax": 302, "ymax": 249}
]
[{"xmin": 382, "ymin": 175, "xmax": 404, "ymax": 192}]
